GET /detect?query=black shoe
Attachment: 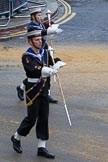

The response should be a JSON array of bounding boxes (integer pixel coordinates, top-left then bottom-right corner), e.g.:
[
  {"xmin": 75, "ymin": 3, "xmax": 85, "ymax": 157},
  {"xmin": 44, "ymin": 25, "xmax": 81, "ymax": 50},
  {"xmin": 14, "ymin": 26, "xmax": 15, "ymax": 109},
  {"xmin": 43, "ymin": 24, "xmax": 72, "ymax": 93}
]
[
  {"xmin": 16, "ymin": 86, "xmax": 24, "ymax": 101},
  {"xmin": 11, "ymin": 135, "xmax": 22, "ymax": 153},
  {"xmin": 48, "ymin": 95, "xmax": 58, "ymax": 104},
  {"xmin": 37, "ymin": 147, "xmax": 55, "ymax": 159}
]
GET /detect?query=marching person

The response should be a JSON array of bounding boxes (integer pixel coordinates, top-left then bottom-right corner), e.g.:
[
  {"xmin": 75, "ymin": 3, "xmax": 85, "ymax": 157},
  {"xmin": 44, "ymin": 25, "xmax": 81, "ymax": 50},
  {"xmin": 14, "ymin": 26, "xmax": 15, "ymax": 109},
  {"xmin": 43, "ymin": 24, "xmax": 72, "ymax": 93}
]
[
  {"xmin": 11, "ymin": 29, "xmax": 66, "ymax": 159},
  {"xmin": 16, "ymin": 7, "xmax": 62, "ymax": 103}
]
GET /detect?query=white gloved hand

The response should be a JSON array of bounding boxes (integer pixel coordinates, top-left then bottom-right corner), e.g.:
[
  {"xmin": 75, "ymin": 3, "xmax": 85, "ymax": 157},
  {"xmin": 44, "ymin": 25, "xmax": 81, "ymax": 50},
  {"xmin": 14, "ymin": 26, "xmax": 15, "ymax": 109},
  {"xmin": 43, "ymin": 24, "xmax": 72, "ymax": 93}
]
[
  {"xmin": 47, "ymin": 24, "xmax": 58, "ymax": 35},
  {"xmin": 41, "ymin": 66, "xmax": 58, "ymax": 78},
  {"xmin": 48, "ymin": 46, "xmax": 54, "ymax": 58},
  {"xmin": 53, "ymin": 61, "xmax": 66, "ymax": 70},
  {"xmin": 47, "ymin": 24, "xmax": 63, "ymax": 35},
  {"xmin": 56, "ymin": 28, "xmax": 63, "ymax": 34}
]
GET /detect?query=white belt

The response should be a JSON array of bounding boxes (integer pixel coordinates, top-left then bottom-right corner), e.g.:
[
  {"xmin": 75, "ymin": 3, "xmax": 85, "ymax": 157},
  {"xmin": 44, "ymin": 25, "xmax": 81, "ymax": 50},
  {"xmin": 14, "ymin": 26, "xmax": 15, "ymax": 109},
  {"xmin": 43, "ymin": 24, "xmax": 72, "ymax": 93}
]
[{"xmin": 28, "ymin": 78, "xmax": 40, "ymax": 83}]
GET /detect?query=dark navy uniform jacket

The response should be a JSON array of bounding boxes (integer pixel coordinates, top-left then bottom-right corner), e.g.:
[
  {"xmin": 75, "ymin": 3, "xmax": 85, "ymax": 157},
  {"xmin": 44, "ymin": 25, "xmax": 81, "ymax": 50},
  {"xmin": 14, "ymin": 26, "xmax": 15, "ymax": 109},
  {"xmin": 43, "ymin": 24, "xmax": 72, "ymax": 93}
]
[
  {"xmin": 22, "ymin": 47, "xmax": 53, "ymax": 106},
  {"xmin": 27, "ymin": 21, "xmax": 45, "ymax": 30},
  {"xmin": 22, "ymin": 47, "xmax": 53, "ymax": 78}
]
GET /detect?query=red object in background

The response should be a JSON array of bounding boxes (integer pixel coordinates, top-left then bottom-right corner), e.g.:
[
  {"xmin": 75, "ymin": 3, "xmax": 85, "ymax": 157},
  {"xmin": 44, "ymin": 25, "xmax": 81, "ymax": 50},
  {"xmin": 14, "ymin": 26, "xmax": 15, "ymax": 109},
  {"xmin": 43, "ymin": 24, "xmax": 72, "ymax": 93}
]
[{"xmin": 43, "ymin": 20, "xmax": 54, "ymax": 29}]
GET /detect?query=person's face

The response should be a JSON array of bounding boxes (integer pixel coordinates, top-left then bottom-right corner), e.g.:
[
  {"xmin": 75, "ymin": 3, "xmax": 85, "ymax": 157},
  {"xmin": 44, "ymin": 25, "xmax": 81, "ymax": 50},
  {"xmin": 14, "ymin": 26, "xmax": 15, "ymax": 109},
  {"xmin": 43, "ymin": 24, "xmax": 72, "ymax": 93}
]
[
  {"xmin": 34, "ymin": 12, "xmax": 43, "ymax": 23},
  {"xmin": 30, "ymin": 36, "xmax": 42, "ymax": 49}
]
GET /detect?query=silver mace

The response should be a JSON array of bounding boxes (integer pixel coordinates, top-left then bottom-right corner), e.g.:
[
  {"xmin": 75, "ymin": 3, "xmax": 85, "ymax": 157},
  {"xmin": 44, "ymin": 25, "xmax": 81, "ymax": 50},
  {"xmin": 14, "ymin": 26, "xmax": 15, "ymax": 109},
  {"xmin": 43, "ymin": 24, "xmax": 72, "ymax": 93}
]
[
  {"xmin": 46, "ymin": 9, "xmax": 72, "ymax": 127},
  {"xmin": 46, "ymin": 9, "xmax": 56, "ymax": 82}
]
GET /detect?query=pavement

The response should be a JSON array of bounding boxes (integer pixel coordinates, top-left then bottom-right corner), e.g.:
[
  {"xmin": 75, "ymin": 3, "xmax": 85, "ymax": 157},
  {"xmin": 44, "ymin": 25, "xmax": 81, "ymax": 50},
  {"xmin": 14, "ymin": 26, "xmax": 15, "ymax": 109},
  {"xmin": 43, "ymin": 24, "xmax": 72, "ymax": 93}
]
[
  {"xmin": 1, "ymin": 44, "xmax": 108, "ymax": 162},
  {"xmin": 0, "ymin": 0, "xmax": 58, "ymax": 33}
]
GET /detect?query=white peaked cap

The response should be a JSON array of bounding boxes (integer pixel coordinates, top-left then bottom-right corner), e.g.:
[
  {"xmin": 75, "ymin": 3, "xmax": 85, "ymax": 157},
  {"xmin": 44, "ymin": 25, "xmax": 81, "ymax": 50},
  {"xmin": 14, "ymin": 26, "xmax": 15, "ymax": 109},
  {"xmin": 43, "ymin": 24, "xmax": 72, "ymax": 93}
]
[
  {"xmin": 27, "ymin": 30, "xmax": 42, "ymax": 38},
  {"xmin": 30, "ymin": 7, "xmax": 42, "ymax": 15}
]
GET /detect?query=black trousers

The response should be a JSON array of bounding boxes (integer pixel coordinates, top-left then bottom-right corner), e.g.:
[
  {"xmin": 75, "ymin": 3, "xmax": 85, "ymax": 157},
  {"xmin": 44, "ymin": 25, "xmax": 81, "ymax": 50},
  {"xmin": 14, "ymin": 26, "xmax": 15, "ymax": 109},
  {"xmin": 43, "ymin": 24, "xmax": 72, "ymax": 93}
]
[{"xmin": 17, "ymin": 95, "xmax": 49, "ymax": 140}]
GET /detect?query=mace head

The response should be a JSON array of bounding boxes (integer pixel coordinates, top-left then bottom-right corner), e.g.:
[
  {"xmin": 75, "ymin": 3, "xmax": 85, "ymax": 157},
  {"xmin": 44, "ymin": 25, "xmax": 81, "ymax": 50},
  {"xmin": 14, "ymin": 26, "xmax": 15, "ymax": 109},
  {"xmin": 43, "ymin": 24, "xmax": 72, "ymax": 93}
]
[{"xmin": 46, "ymin": 9, "xmax": 52, "ymax": 15}]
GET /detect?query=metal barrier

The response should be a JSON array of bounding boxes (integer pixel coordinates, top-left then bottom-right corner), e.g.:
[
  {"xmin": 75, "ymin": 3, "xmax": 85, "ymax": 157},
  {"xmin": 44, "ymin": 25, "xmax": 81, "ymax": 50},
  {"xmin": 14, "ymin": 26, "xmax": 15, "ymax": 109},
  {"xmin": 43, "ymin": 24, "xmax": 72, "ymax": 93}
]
[
  {"xmin": 0, "ymin": 0, "xmax": 27, "ymax": 26},
  {"xmin": 0, "ymin": 0, "xmax": 10, "ymax": 16},
  {"xmin": 0, "ymin": 0, "xmax": 46, "ymax": 27},
  {"xmin": 10, "ymin": 0, "xmax": 27, "ymax": 17},
  {"xmin": 0, "ymin": 0, "xmax": 10, "ymax": 27},
  {"xmin": 11, "ymin": 0, "xmax": 46, "ymax": 18},
  {"xmin": 13, "ymin": 0, "xmax": 27, "ymax": 11}
]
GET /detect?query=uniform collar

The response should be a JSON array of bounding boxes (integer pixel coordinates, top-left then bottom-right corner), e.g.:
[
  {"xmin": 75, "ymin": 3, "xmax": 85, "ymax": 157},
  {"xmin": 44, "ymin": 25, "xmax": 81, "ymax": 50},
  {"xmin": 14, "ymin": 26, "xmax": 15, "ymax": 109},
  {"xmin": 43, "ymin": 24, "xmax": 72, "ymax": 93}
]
[{"xmin": 26, "ymin": 47, "xmax": 44, "ymax": 60}]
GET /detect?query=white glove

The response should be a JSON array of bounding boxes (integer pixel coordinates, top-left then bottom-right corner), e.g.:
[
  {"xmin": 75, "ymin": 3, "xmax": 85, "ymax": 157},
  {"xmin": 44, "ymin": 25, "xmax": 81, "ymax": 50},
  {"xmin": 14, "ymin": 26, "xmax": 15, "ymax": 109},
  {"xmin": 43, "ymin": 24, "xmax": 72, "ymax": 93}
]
[
  {"xmin": 53, "ymin": 61, "xmax": 66, "ymax": 70},
  {"xmin": 47, "ymin": 24, "xmax": 63, "ymax": 35},
  {"xmin": 56, "ymin": 28, "xmax": 63, "ymax": 34},
  {"xmin": 48, "ymin": 46, "xmax": 54, "ymax": 58},
  {"xmin": 41, "ymin": 66, "xmax": 58, "ymax": 78}
]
